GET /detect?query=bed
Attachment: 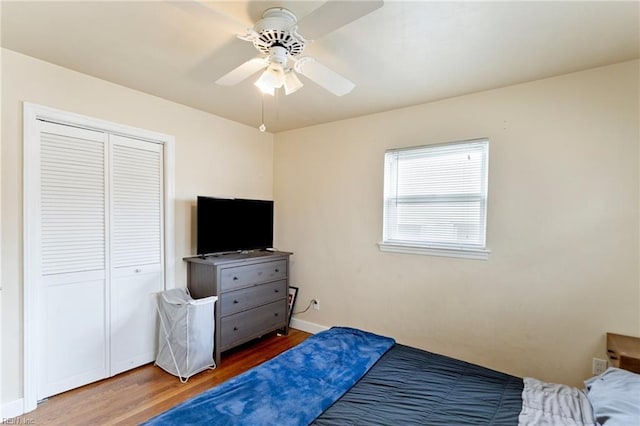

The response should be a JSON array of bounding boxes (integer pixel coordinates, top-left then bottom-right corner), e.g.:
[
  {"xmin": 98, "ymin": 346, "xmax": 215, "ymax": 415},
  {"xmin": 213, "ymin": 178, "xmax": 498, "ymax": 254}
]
[{"xmin": 142, "ymin": 327, "xmax": 640, "ymax": 425}]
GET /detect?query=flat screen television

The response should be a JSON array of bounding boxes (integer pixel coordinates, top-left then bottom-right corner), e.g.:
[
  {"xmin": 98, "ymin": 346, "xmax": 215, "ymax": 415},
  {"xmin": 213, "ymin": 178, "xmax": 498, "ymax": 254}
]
[{"xmin": 197, "ymin": 196, "xmax": 274, "ymax": 255}]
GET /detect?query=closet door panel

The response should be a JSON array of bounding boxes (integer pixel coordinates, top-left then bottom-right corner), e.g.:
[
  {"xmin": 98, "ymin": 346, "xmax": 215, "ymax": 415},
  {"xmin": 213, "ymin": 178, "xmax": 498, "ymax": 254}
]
[
  {"xmin": 40, "ymin": 123, "xmax": 106, "ymax": 275},
  {"xmin": 111, "ymin": 136, "xmax": 163, "ymax": 268},
  {"xmin": 40, "ymin": 277, "xmax": 107, "ymax": 398},
  {"xmin": 37, "ymin": 121, "xmax": 108, "ymax": 399},
  {"xmin": 110, "ymin": 269, "xmax": 161, "ymax": 375},
  {"xmin": 110, "ymin": 135, "xmax": 164, "ymax": 374}
]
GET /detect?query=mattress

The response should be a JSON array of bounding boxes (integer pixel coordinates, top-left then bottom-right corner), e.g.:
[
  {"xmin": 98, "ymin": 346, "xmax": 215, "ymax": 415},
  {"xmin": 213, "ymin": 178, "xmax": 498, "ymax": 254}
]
[
  {"xmin": 144, "ymin": 327, "xmax": 598, "ymax": 425},
  {"xmin": 313, "ymin": 344, "xmax": 523, "ymax": 425}
]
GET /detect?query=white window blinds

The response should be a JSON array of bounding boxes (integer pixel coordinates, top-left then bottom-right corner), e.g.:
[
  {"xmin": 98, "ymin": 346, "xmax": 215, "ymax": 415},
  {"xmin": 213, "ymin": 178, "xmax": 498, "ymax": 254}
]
[{"xmin": 382, "ymin": 139, "xmax": 489, "ymax": 258}]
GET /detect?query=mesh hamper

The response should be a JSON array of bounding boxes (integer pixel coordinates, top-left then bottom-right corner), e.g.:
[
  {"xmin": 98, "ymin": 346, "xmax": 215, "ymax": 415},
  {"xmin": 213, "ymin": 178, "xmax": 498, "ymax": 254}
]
[{"xmin": 155, "ymin": 288, "xmax": 217, "ymax": 382}]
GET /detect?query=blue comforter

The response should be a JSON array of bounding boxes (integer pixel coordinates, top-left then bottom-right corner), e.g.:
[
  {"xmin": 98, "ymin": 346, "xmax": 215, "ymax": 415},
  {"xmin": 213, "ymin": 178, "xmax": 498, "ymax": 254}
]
[{"xmin": 143, "ymin": 327, "xmax": 395, "ymax": 425}]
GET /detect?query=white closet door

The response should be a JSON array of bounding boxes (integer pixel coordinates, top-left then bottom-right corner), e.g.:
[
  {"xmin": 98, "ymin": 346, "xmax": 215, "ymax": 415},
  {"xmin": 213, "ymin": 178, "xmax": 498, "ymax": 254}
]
[
  {"xmin": 37, "ymin": 121, "xmax": 109, "ymax": 399},
  {"xmin": 110, "ymin": 135, "xmax": 164, "ymax": 375}
]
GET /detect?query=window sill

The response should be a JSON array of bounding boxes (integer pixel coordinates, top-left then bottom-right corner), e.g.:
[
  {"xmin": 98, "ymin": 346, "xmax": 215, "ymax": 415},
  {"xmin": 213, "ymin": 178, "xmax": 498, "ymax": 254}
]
[{"xmin": 378, "ymin": 242, "xmax": 490, "ymax": 260}]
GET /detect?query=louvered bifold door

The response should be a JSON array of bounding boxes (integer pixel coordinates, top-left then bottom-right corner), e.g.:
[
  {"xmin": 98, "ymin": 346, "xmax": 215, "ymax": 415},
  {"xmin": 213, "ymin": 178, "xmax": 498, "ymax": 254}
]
[
  {"xmin": 37, "ymin": 121, "xmax": 109, "ymax": 399},
  {"xmin": 109, "ymin": 134, "xmax": 164, "ymax": 375}
]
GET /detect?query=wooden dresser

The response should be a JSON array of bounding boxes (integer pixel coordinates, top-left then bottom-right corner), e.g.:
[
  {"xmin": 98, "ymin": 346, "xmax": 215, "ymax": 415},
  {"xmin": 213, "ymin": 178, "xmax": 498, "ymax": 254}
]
[{"xmin": 184, "ymin": 251, "xmax": 291, "ymax": 364}]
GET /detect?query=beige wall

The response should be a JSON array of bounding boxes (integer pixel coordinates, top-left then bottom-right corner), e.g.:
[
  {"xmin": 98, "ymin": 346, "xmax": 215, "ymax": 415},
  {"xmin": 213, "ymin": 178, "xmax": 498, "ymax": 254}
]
[
  {"xmin": 274, "ymin": 60, "xmax": 640, "ymax": 387},
  {"xmin": 1, "ymin": 48, "xmax": 274, "ymax": 405},
  {"xmin": 2, "ymin": 46, "xmax": 638, "ymax": 407}
]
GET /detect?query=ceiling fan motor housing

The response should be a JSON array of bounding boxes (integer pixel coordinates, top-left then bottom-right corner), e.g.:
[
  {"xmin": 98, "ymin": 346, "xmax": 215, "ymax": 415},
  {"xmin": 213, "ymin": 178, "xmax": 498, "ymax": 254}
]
[{"xmin": 253, "ymin": 8, "xmax": 306, "ymax": 57}]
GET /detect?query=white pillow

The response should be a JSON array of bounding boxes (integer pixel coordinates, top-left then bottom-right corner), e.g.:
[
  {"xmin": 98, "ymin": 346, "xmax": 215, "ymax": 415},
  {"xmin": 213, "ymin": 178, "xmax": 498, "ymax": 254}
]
[{"xmin": 584, "ymin": 367, "xmax": 640, "ymax": 425}]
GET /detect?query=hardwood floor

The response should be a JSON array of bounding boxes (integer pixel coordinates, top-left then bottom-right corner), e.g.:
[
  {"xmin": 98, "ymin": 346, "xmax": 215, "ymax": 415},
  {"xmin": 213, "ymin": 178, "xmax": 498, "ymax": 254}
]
[{"xmin": 14, "ymin": 329, "xmax": 310, "ymax": 425}]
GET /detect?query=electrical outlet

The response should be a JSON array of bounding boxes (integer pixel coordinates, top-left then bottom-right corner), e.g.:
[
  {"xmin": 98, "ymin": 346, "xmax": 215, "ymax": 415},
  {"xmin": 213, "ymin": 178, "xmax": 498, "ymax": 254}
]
[
  {"xmin": 313, "ymin": 299, "xmax": 320, "ymax": 311},
  {"xmin": 592, "ymin": 358, "xmax": 608, "ymax": 375}
]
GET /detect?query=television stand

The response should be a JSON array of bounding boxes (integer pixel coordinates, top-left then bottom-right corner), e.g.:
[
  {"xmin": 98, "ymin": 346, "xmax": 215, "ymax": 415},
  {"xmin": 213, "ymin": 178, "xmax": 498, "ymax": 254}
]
[{"xmin": 184, "ymin": 251, "xmax": 292, "ymax": 364}]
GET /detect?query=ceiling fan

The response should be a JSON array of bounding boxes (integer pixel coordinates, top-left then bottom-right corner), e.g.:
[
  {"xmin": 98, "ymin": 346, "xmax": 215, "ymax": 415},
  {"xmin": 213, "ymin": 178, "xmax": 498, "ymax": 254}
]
[{"xmin": 214, "ymin": 1, "xmax": 384, "ymax": 97}]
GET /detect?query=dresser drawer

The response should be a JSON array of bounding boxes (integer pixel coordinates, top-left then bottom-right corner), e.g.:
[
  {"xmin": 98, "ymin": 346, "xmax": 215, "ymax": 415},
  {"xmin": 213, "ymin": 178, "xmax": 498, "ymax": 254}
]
[
  {"xmin": 220, "ymin": 280, "xmax": 286, "ymax": 317},
  {"xmin": 220, "ymin": 260, "xmax": 287, "ymax": 291},
  {"xmin": 220, "ymin": 299, "xmax": 287, "ymax": 350}
]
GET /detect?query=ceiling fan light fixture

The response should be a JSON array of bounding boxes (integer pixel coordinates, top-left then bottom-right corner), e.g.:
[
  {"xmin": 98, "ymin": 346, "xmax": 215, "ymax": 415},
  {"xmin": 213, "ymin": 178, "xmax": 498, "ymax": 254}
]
[
  {"xmin": 254, "ymin": 66, "xmax": 283, "ymax": 95},
  {"xmin": 283, "ymin": 70, "xmax": 303, "ymax": 95},
  {"xmin": 256, "ymin": 84, "xmax": 275, "ymax": 96}
]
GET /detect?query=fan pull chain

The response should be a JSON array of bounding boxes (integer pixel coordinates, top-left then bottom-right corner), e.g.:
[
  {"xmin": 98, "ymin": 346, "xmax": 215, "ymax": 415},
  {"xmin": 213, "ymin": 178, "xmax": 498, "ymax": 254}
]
[{"xmin": 259, "ymin": 93, "xmax": 266, "ymax": 132}]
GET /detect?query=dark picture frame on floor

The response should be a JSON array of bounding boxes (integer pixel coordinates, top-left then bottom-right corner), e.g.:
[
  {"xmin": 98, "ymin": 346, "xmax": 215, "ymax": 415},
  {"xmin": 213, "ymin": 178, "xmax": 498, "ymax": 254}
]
[{"xmin": 288, "ymin": 286, "xmax": 298, "ymax": 326}]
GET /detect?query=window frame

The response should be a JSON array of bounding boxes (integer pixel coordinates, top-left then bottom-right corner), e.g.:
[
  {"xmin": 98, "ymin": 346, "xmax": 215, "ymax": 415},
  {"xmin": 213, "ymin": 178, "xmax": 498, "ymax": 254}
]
[{"xmin": 379, "ymin": 138, "xmax": 490, "ymax": 260}]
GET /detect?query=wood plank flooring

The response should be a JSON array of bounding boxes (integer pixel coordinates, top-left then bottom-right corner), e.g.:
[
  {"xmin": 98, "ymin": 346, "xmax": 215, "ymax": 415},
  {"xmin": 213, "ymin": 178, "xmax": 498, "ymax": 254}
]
[{"xmin": 14, "ymin": 329, "xmax": 310, "ymax": 425}]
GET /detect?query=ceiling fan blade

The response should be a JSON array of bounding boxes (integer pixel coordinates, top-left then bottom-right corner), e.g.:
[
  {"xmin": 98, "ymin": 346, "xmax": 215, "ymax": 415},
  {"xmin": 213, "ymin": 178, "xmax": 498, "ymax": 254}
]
[
  {"xmin": 216, "ymin": 57, "xmax": 267, "ymax": 86},
  {"xmin": 294, "ymin": 57, "xmax": 355, "ymax": 96},
  {"xmin": 297, "ymin": 0, "xmax": 384, "ymax": 40}
]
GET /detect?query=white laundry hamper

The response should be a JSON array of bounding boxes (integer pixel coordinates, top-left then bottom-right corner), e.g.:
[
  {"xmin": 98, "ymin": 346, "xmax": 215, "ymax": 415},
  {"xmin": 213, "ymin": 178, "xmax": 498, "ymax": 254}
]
[{"xmin": 155, "ymin": 288, "xmax": 217, "ymax": 382}]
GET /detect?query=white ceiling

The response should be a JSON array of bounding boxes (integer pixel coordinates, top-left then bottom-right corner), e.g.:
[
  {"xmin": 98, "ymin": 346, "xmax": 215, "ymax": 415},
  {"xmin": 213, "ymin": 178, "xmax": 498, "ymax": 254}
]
[{"xmin": 2, "ymin": 1, "xmax": 639, "ymax": 132}]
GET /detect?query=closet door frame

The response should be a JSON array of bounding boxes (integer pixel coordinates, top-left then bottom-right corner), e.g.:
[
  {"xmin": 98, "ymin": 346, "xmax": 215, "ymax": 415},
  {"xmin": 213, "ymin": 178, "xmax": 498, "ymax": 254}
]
[{"xmin": 23, "ymin": 102, "xmax": 175, "ymax": 413}]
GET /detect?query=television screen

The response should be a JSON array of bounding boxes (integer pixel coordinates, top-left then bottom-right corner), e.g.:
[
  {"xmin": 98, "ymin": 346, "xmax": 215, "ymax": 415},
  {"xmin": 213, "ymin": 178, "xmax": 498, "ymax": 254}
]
[{"xmin": 197, "ymin": 196, "xmax": 274, "ymax": 255}]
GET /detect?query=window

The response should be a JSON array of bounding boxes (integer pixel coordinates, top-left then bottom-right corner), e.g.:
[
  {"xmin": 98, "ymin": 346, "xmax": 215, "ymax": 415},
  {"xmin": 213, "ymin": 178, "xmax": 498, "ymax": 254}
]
[{"xmin": 380, "ymin": 138, "xmax": 490, "ymax": 260}]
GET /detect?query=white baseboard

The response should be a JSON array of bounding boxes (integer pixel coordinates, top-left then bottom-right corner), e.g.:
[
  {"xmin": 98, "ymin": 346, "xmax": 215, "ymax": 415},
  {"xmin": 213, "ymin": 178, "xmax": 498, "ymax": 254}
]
[
  {"xmin": 290, "ymin": 317, "xmax": 329, "ymax": 334},
  {"xmin": 3, "ymin": 398, "xmax": 25, "ymax": 419}
]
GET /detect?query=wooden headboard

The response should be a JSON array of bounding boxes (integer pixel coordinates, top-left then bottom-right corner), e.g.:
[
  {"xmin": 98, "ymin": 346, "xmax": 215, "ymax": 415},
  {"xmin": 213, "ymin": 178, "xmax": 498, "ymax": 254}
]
[{"xmin": 607, "ymin": 332, "xmax": 640, "ymax": 374}]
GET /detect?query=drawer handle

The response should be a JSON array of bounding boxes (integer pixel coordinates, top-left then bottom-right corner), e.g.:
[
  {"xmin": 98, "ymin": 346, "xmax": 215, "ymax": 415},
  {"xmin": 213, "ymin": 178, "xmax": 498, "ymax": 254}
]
[
  {"xmin": 274, "ymin": 289, "xmax": 279, "ymax": 293},
  {"xmin": 274, "ymin": 313, "xmax": 279, "ymax": 317},
  {"xmin": 233, "ymin": 276, "xmax": 238, "ymax": 281},
  {"xmin": 233, "ymin": 326, "xmax": 238, "ymax": 331},
  {"xmin": 275, "ymin": 269, "xmax": 279, "ymax": 273},
  {"xmin": 233, "ymin": 300, "xmax": 239, "ymax": 304},
  {"xmin": 134, "ymin": 268, "xmax": 142, "ymax": 273}
]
